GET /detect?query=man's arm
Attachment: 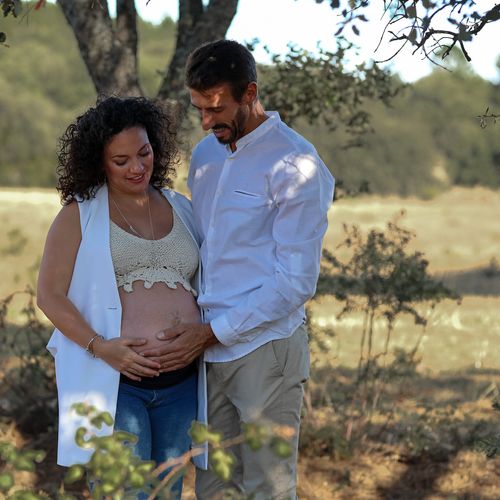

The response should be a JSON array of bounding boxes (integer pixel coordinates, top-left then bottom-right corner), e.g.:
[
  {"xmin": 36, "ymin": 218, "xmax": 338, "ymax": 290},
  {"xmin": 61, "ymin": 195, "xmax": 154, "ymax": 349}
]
[{"xmin": 210, "ymin": 152, "xmax": 334, "ymax": 346}]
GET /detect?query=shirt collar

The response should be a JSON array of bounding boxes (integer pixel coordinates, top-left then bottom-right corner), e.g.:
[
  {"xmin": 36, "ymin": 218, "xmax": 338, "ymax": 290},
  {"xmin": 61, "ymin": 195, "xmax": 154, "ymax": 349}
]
[{"xmin": 225, "ymin": 111, "xmax": 281, "ymax": 155}]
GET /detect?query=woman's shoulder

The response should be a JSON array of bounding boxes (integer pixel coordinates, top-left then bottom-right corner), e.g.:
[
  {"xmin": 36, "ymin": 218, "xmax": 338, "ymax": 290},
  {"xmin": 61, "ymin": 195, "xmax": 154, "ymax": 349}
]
[
  {"xmin": 161, "ymin": 188, "xmax": 192, "ymax": 210},
  {"xmin": 161, "ymin": 188, "xmax": 201, "ymax": 243},
  {"xmin": 47, "ymin": 200, "xmax": 82, "ymax": 244}
]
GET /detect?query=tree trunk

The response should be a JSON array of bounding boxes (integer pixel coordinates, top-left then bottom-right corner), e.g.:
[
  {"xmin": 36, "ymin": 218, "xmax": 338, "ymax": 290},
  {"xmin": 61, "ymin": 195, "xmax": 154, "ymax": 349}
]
[
  {"xmin": 57, "ymin": 0, "xmax": 142, "ymax": 97},
  {"xmin": 56, "ymin": 0, "xmax": 238, "ymax": 124},
  {"xmin": 157, "ymin": 0, "xmax": 239, "ymax": 121}
]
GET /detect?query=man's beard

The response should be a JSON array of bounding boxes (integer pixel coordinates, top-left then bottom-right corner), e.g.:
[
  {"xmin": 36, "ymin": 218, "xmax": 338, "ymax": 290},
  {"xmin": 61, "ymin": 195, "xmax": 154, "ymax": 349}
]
[{"xmin": 212, "ymin": 108, "xmax": 246, "ymax": 145}]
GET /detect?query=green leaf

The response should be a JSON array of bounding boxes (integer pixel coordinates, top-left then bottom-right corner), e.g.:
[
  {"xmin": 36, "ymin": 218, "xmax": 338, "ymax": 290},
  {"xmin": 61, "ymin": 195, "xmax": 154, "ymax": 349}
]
[
  {"xmin": 90, "ymin": 416, "xmax": 104, "ymax": 429},
  {"xmin": 24, "ymin": 450, "xmax": 46, "ymax": 463},
  {"xmin": 100, "ymin": 411, "xmax": 114, "ymax": 426},
  {"xmin": 407, "ymin": 5, "xmax": 417, "ymax": 18},
  {"xmin": 0, "ymin": 443, "xmax": 16, "ymax": 461},
  {"xmin": 189, "ymin": 421, "xmax": 208, "ymax": 444},
  {"xmin": 7, "ymin": 491, "xmax": 43, "ymax": 499},
  {"xmin": 243, "ymin": 422, "xmax": 269, "ymax": 451},
  {"xmin": 129, "ymin": 471, "xmax": 145, "ymax": 488},
  {"xmin": 113, "ymin": 430, "xmax": 138, "ymax": 444},
  {"xmin": 269, "ymin": 437, "xmax": 293, "ymax": 458},
  {"xmin": 71, "ymin": 402, "xmax": 88, "ymax": 416},
  {"xmin": 91, "ymin": 450, "xmax": 114, "ymax": 469},
  {"xmin": 101, "ymin": 481, "xmax": 118, "ymax": 495},
  {"xmin": 90, "ymin": 411, "xmax": 114, "ymax": 429},
  {"xmin": 189, "ymin": 421, "xmax": 223, "ymax": 446},
  {"xmin": 74, "ymin": 427, "xmax": 90, "ymax": 448},
  {"xmin": 0, "ymin": 472, "xmax": 14, "ymax": 493},
  {"xmin": 64, "ymin": 464, "xmax": 85, "ymax": 484},
  {"xmin": 13, "ymin": 457, "xmax": 35, "ymax": 472},
  {"xmin": 209, "ymin": 449, "xmax": 235, "ymax": 482},
  {"xmin": 136, "ymin": 461, "xmax": 155, "ymax": 474}
]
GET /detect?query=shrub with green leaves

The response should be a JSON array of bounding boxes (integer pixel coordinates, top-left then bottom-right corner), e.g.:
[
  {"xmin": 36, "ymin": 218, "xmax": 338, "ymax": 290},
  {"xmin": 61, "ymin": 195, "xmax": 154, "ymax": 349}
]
[
  {"xmin": 318, "ymin": 212, "xmax": 459, "ymax": 384},
  {"xmin": 305, "ymin": 213, "xmax": 461, "ymax": 455},
  {"xmin": 0, "ymin": 405, "xmax": 295, "ymax": 498}
]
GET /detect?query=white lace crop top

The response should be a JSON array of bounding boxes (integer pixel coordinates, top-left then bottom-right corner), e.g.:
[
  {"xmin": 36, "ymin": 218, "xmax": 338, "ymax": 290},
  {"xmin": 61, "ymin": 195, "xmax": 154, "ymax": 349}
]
[{"xmin": 109, "ymin": 209, "xmax": 198, "ymax": 294}]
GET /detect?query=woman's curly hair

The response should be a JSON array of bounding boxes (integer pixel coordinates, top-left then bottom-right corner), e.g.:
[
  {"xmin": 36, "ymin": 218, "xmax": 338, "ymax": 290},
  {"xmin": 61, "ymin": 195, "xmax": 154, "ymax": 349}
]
[{"xmin": 57, "ymin": 96, "xmax": 179, "ymax": 204}]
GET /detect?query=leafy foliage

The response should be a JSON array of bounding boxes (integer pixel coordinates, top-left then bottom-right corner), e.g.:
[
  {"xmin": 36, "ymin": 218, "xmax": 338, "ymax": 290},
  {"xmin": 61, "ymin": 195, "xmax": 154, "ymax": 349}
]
[
  {"xmin": 313, "ymin": 0, "xmax": 500, "ymax": 65},
  {"xmin": 308, "ymin": 213, "xmax": 460, "ymax": 453},
  {"xmin": 306, "ymin": 66, "xmax": 500, "ymax": 196},
  {"xmin": 0, "ymin": 287, "xmax": 55, "ymax": 436},
  {"xmin": 0, "ymin": 402, "xmax": 296, "ymax": 498},
  {"xmin": 257, "ymin": 40, "xmax": 401, "ymax": 146},
  {"xmin": 319, "ymin": 212, "xmax": 459, "ymax": 318},
  {"xmin": 0, "ymin": 442, "xmax": 46, "ymax": 499}
]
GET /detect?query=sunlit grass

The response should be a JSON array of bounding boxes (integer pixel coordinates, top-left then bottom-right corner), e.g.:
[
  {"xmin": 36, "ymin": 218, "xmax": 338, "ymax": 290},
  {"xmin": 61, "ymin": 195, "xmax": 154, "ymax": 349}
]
[{"xmin": 310, "ymin": 296, "xmax": 500, "ymax": 371}]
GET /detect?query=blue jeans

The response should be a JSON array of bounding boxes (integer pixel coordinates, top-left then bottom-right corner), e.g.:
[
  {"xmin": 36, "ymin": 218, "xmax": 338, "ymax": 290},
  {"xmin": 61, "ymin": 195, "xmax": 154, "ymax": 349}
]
[{"xmin": 114, "ymin": 372, "xmax": 197, "ymax": 499}]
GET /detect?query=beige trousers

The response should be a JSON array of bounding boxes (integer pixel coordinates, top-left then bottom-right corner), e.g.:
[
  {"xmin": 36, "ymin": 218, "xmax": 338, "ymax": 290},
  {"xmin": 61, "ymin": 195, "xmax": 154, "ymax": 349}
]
[{"xmin": 195, "ymin": 324, "xmax": 310, "ymax": 500}]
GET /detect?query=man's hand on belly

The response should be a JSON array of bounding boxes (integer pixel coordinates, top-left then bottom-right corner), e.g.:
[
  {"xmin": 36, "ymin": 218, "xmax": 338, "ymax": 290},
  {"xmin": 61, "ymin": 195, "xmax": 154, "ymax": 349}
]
[{"xmin": 140, "ymin": 323, "xmax": 219, "ymax": 372}]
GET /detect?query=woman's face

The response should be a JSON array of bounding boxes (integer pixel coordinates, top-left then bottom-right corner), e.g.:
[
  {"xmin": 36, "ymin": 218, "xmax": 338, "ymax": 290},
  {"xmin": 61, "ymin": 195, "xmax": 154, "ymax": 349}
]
[{"xmin": 102, "ymin": 126, "xmax": 154, "ymax": 195}]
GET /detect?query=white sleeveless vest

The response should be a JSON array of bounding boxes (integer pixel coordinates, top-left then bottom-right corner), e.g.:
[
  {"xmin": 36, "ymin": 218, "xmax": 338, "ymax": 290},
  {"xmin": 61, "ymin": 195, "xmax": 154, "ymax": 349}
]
[{"xmin": 46, "ymin": 184, "xmax": 208, "ymax": 468}]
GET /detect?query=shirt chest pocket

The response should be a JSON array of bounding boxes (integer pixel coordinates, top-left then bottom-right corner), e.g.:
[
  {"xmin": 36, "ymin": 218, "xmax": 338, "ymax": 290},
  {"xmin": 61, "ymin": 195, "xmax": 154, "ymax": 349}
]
[{"xmin": 228, "ymin": 190, "xmax": 274, "ymax": 227}]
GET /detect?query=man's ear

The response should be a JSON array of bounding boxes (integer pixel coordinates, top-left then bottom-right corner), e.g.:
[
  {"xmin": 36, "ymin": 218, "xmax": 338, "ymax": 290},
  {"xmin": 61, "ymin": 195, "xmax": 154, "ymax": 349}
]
[{"xmin": 243, "ymin": 82, "xmax": 258, "ymax": 105}]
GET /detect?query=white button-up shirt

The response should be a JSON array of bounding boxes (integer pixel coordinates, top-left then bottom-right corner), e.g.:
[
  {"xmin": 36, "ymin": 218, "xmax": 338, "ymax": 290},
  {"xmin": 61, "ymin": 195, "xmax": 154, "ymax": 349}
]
[{"xmin": 188, "ymin": 112, "xmax": 335, "ymax": 362}]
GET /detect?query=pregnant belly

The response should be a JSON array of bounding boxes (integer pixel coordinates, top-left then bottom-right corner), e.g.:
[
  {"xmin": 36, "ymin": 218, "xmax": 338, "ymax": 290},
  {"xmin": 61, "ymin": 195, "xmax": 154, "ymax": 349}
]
[{"xmin": 119, "ymin": 281, "xmax": 200, "ymax": 354}]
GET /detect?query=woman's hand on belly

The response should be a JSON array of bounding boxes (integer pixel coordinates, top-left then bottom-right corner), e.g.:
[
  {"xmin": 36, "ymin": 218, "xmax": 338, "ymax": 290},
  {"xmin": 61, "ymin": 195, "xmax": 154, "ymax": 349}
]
[
  {"xmin": 123, "ymin": 317, "xmax": 201, "ymax": 355},
  {"xmin": 92, "ymin": 337, "xmax": 161, "ymax": 381}
]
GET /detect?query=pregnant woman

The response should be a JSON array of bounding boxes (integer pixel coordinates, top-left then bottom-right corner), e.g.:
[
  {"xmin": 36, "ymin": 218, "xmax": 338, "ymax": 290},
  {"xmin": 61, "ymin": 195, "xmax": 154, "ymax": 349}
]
[{"xmin": 37, "ymin": 96, "xmax": 206, "ymax": 498}]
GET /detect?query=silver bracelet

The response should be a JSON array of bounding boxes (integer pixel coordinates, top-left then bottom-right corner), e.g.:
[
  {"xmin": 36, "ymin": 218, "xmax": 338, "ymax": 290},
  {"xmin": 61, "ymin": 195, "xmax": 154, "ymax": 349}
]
[{"xmin": 85, "ymin": 334, "xmax": 104, "ymax": 358}]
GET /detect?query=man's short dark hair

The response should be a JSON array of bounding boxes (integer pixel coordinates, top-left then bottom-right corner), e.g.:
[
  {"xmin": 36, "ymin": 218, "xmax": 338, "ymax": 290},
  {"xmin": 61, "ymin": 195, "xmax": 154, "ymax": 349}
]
[{"xmin": 185, "ymin": 40, "xmax": 257, "ymax": 102}]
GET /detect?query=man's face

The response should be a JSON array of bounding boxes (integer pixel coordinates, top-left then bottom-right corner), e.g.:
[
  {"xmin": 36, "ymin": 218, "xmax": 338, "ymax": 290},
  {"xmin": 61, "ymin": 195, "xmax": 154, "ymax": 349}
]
[{"xmin": 189, "ymin": 83, "xmax": 250, "ymax": 146}]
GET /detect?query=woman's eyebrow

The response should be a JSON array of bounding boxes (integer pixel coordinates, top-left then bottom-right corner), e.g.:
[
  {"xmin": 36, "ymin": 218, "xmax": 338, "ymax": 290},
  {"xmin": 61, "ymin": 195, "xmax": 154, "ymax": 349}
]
[{"xmin": 111, "ymin": 143, "xmax": 149, "ymax": 158}]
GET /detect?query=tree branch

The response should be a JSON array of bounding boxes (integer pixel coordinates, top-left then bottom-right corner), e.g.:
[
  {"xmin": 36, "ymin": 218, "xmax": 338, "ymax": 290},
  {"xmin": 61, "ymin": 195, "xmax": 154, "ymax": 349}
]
[
  {"xmin": 315, "ymin": 0, "xmax": 500, "ymax": 67},
  {"xmin": 116, "ymin": 0, "xmax": 137, "ymax": 48}
]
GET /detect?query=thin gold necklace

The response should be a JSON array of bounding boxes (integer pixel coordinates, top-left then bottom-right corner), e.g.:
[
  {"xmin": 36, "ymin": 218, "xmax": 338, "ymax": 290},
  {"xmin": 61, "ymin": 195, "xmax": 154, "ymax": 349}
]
[{"xmin": 110, "ymin": 193, "xmax": 155, "ymax": 240}]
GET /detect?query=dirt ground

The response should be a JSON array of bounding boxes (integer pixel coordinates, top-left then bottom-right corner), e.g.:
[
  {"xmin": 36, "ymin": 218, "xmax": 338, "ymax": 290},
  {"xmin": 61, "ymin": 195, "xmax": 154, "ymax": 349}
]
[
  {"xmin": 2, "ymin": 369, "xmax": 498, "ymax": 499},
  {"xmin": 3, "ymin": 437, "xmax": 498, "ymax": 499}
]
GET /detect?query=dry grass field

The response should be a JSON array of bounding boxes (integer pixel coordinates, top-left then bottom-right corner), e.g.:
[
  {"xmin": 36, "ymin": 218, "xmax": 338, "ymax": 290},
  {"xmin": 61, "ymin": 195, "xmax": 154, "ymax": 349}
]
[
  {"xmin": 0, "ymin": 186, "xmax": 499, "ymax": 499},
  {"xmin": 1, "ymin": 186, "xmax": 498, "ymax": 370}
]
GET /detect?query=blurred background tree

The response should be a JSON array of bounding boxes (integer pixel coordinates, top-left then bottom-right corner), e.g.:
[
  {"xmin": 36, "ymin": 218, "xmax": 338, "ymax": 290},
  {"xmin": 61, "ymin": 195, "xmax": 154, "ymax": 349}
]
[{"xmin": 0, "ymin": 1, "xmax": 498, "ymax": 193}]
